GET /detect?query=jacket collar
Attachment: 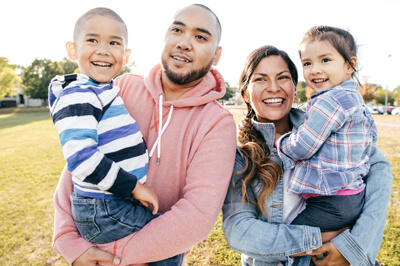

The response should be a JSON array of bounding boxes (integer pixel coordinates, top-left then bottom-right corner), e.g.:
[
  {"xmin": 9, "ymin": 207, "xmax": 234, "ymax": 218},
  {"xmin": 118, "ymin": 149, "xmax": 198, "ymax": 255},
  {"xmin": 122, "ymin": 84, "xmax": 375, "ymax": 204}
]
[{"xmin": 251, "ymin": 108, "xmax": 306, "ymax": 149}]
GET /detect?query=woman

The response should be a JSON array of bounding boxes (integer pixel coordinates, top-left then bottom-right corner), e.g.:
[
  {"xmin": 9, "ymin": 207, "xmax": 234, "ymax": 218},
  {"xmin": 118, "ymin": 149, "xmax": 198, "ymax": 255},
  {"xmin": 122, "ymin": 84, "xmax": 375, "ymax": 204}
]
[{"xmin": 222, "ymin": 45, "xmax": 392, "ymax": 266}]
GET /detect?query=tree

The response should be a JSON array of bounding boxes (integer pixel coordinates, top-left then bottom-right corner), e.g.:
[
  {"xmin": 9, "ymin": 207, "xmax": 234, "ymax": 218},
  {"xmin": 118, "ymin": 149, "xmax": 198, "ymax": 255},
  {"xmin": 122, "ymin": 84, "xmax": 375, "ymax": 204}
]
[
  {"xmin": 295, "ymin": 82, "xmax": 308, "ymax": 103},
  {"xmin": 0, "ymin": 57, "xmax": 21, "ymax": 99},
  {"xmin": 375, "ymin": 88, "xmax": 395, "ymax": 106},
  {"xmin": 358, "ymin": 82, "xmax": 377, "ymax": 104},
  {"xmin": 60, "ymin": 57, "xmax": 79, "ymax": 74},
  {"xmin": 117, "ymin": 62, "xmax": 134, "ymax": 77},
  {"xmin": 219, "ymin": 81, "xmax": 235, "ymax": 103},
  {"xmin": 393, "ymin": 85, "xmax": 400, "ymax": 106},
  {"xmin": 22, "ymin": 59, "xmax": 64, "ymax": 103}
]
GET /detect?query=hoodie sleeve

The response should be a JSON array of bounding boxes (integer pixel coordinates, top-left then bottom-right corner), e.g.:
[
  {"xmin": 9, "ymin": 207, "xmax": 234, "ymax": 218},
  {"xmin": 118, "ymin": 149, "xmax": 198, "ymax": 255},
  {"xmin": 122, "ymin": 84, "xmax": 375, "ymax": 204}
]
[{"xmin": 52, "ymin": 166, "xmax": 96, "ymax": 264}]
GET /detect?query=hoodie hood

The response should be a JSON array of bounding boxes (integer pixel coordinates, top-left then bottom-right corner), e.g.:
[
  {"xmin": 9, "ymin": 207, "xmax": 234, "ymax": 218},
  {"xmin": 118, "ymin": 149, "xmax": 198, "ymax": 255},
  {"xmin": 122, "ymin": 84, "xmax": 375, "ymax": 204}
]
[{"xmin": 144, "ymin": 64, "xmax": 226, "ymax": 107}]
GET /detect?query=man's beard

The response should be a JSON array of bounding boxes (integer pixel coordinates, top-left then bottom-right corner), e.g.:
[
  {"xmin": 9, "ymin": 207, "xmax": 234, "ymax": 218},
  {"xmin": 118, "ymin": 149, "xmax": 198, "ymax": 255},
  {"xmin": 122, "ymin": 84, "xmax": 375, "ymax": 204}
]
[{"xmin": 162, "ymin": 58, "xmax": 214, "ymax": 85}]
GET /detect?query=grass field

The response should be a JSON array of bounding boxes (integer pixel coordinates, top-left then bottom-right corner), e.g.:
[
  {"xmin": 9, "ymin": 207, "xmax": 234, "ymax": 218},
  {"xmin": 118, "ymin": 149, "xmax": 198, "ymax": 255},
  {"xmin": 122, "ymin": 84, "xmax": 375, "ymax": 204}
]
[{"xmin": 0, "ymin": 107, "xmax": 399, "ymax": 265}]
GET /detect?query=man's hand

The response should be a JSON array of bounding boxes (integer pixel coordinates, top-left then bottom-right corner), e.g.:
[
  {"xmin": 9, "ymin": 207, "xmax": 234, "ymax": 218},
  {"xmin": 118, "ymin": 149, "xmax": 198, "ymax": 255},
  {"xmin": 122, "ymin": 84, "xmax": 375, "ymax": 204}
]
[
  {"xmin": 72, "ymin": 247, "xmax": 120, "ymax": 266},
  {"xmin": 310, "ymin": 242, "xmax": 350, "ymax": 266}
]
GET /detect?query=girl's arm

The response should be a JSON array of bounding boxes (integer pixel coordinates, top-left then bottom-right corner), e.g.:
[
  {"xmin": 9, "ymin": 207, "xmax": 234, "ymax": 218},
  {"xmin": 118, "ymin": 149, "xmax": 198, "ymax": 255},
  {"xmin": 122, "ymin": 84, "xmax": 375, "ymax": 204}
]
[
  {"xmin": 222, "ymin": 153, "xmax": 322, "ymax": 262},
  {"xmin": 277, "ymin": 96, "xmax": 346, "ymax": 165}
]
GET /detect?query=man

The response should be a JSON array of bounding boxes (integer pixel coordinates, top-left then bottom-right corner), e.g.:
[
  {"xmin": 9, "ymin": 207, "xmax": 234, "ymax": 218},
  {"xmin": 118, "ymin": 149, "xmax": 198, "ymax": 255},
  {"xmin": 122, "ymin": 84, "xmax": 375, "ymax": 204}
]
[{"xmin": 52, "ymin": 4, "xmax": 237, "ymax": 265}]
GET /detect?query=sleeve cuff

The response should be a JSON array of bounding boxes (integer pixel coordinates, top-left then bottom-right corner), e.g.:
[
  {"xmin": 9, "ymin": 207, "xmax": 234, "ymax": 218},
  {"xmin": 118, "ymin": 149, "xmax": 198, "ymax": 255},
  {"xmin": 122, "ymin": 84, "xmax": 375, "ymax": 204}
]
[{"xmin": 331, "ymin": 229, "xmax": 373, "ymax": 266}]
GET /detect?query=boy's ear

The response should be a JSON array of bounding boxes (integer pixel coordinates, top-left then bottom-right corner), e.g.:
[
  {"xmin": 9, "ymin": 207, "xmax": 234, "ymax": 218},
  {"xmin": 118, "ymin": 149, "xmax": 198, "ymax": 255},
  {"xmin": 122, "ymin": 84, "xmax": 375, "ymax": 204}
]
[
  {"xmin": 123, "ymin": 49, "xmax": 131, "ymax": 65},
  {"xmin": 66, "ymin": 42, "xmax": 78, "ymax": 61}
]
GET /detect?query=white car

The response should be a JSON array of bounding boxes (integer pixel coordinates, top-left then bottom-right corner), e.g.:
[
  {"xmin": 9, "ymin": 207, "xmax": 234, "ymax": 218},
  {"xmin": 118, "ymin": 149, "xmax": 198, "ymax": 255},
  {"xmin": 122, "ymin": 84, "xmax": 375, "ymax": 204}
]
[{"xmin": 392, "ymin": 108, "xmax": 400, "ymax": 115}]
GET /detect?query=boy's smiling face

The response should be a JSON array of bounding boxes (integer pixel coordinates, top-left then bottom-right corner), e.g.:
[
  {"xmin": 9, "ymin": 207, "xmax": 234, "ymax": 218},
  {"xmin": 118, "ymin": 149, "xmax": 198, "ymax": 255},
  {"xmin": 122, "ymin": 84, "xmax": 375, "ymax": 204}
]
[{"xmin": 66, "ymin": 15, "xmax": 130, "ymax": 83}]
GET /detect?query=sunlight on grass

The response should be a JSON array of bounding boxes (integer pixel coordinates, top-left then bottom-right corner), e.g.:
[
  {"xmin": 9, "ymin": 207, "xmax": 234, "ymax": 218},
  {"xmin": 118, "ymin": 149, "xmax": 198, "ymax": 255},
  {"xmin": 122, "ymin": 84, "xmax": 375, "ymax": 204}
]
[{"xmin": 0, "ymin": 107, "xmax": 399, "ymax": 265}]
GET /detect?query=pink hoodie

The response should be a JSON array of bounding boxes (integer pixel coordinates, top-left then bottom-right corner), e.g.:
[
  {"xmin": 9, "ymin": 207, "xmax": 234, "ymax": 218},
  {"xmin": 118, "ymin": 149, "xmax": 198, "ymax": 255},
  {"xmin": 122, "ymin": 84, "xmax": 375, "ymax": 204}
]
[{"xmin": 52, "ymin": 65, "xmax": 237, "ymax": 265}]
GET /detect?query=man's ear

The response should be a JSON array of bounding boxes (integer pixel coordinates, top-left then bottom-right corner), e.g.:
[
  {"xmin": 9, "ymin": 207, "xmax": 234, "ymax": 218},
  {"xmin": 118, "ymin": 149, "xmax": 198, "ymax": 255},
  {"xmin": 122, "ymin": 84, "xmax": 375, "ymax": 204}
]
[
  {"xmin": 66, "ymin": 42, "xmax": 78, "ymax": 61},
  {"xmin": 212, "ymin": 46, "xmax": 222, "ymax": 66},
  {"xmin": 123, "ymin": 49, "xmax": 131, "ymax": 65}
]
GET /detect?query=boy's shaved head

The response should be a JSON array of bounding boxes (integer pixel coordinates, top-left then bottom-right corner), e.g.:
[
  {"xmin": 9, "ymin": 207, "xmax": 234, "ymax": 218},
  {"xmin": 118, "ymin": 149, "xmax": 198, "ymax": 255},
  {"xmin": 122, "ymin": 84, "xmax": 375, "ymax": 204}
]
[{"xmin": 73, "ymin": 7, "xmax": 128, "ymax": 43}]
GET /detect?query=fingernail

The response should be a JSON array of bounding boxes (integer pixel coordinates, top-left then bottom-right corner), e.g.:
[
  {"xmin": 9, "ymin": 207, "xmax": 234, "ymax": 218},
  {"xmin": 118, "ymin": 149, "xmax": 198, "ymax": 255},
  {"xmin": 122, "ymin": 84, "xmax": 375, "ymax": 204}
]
[
  {"xmin": 306, "ymin": 250, "xmax": 313, "ymax": 255},
  {"xmin": 113, "ymin": 257, "xmax": 121, "ymax": 265}
]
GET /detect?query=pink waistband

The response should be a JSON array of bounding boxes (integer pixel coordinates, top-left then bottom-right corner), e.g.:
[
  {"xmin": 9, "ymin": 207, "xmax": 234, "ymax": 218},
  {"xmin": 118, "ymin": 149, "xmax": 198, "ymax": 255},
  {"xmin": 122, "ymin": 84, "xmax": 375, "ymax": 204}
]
[{"xmin": 303, "ymin": 188, "xmax": 365, "ymax": 199}]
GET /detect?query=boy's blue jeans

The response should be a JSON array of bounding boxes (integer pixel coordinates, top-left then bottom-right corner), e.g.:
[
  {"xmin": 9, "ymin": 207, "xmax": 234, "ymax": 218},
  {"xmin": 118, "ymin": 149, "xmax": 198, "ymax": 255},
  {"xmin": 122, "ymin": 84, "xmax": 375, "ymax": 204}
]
[{"xmin": 71, "ymin": 192, "xmax": 184, "ymax": 265}]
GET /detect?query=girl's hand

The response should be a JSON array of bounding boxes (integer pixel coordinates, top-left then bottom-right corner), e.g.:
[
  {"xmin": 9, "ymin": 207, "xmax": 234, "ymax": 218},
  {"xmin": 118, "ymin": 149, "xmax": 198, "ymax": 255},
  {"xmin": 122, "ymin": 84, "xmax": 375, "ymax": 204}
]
[
  {"xmin": 132, "ymin": 182, "xmax": 159, "ymax": 215},
  {"xmin": 275, "ymin": 133, "xmax": 282, "ymax": 147},
  {"xmin": 72, "ymin": 247, "xmax": 120, "ymax": 266},
  {"xmin": 310, "ymin": 242, "xmax": 350, "ymax": 266}
]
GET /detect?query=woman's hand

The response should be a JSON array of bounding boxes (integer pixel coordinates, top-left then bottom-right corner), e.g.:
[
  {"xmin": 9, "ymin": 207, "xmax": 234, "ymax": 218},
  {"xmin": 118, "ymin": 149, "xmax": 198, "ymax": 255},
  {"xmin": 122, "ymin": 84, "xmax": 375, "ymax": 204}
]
[
  {"xmin": 72, "ymin": 247, "xmax": 120, "ymax": 266},
  {"xmin": 310, "ymin": 242, "xmax": 350, "ymax": 266}
]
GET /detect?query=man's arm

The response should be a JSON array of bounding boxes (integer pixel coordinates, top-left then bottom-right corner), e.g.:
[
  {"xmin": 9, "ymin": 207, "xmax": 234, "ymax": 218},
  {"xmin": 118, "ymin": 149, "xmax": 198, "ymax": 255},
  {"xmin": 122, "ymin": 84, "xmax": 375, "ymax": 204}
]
[
  {"xmin": 52, "ymin": 166, "xmax": 96, "ymax": 264},
  {"xmin": 53, "ymin": 115, "xmax": 237, "ymax": 264},
  {"xmin": 116, "ymin": 115, "xmax": 237, "ymax": 264}
]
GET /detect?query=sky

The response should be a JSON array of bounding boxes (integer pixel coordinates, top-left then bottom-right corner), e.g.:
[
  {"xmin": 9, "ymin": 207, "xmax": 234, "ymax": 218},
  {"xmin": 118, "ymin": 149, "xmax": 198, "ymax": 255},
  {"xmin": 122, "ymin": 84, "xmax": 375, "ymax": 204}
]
[{"xmin": 2, "ymin": 0, "xmax": 400, "ymax": 90}]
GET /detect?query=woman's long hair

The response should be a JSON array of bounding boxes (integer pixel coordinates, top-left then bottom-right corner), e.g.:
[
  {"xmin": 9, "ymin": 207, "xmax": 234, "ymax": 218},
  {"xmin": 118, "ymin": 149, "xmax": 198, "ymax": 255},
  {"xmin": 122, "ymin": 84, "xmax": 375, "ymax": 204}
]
[{"xmin": 234, "ymin": 45, "xmax": 298, "ymax": 217}]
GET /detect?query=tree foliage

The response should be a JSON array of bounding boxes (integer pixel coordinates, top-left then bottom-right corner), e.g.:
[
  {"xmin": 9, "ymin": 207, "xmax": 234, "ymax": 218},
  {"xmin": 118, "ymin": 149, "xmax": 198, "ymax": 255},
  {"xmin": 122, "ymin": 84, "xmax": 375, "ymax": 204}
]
[
  {"xmin": 21, "ymin": 58, "xmax": 134, "ymax": 103},
  {"xmin": 22, "ymin": 59, "xmax": 64, "ymax": 101},
  {"xmin": 220, "ymin": 81, "xmax": 235, "ymax": 102},
  {"xmin": 295, "ymin": 82, "xmax": 308, "ymax": 103},
  {"xmin": 358, "ymin": 82, "xmax": 377, "ymax": 104},
  {"xmin": 0, "ymin": 57, "xmax": 21, "ymax": 99},
  {"xmin": 375, "ymin": 88, "xmax": 395, "ymax": 106},
  {"xmin": 393, "ymin": 85, "xmax": 400, "ymax": 106},
  {"xmin": 60, "ymin": 57, "xmax": 79, "ymax": 74}
]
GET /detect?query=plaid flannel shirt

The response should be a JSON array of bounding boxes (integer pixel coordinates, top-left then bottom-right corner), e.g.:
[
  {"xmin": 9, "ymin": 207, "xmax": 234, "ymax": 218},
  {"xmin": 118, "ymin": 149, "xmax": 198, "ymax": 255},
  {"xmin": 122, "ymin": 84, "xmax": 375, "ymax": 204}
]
[{"xmin": 277, "ymin": 80, "xmax": 377, "ymax": 195}]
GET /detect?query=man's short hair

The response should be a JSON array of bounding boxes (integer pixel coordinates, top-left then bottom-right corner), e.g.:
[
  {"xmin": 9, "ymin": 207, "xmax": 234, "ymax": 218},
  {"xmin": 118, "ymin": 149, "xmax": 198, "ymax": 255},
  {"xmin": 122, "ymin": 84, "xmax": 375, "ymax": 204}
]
[{"xmin": 191, "ymin": 4, "xmax": 222, "ymax": 45}]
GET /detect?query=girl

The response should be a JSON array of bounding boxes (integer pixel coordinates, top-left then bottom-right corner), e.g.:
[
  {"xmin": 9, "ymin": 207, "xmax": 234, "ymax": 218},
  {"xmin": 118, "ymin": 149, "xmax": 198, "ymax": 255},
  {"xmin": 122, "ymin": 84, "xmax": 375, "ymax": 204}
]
[{"xmin": 276, "ymin": 26, "xmax": 378, "ymax": 232}]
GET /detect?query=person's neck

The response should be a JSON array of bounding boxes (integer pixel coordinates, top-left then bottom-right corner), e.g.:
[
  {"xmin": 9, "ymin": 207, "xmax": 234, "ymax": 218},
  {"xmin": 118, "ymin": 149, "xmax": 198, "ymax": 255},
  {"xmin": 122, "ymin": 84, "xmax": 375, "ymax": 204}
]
[
  {"xmin": 161, "ymin": 72, "xmax": 202, "ymax": 101},
  {"xmin": 274, "ymin": 115, "xmax": 292, "ymax": 135}
]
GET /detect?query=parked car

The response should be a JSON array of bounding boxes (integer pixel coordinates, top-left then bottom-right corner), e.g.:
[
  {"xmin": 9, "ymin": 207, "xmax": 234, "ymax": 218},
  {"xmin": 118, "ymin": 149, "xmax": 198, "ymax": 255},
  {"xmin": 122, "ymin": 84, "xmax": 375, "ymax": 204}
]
[
  {"xmin": 366, "ymin": 106, "xmax": 379, "ymax": 114},
  {"xmin": 392, "ymin": 108, "xmax": 400, "ymax": 115}
]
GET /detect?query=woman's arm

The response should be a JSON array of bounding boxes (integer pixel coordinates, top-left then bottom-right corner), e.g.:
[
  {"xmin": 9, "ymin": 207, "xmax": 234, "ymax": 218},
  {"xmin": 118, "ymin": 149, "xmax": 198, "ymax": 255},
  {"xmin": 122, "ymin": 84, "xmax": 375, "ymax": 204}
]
[
  {"xmin": 222, "ymin": 153, "xmax": 322, "ymax": 262},
  {"xmin": 330, "ymin": 145, "xmax": 393, "ymax": 266}
]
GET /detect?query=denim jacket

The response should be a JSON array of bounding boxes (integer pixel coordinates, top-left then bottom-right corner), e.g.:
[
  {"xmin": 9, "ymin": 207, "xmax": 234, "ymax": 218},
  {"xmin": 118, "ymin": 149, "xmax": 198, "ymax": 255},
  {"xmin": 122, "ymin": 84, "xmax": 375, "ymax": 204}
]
[{"xmin": 222, "ymin": 108, "xmax": 392, "ymax": 266}]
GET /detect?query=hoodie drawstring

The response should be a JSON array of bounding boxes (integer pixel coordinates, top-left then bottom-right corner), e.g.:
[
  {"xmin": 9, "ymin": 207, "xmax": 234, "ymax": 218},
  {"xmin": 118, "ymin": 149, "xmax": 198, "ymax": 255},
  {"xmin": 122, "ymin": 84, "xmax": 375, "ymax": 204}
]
[{"xmin": 149, "ymin": 94, "xmax": 174, "ymax": 164}]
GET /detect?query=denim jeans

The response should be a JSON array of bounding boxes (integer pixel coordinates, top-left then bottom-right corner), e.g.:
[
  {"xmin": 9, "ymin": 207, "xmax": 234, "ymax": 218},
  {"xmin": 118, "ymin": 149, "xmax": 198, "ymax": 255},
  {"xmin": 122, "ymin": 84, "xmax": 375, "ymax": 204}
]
[
  {"xmin": 291, "ymin": 190, "xmax": 365, "ymax": 231},
  {"xmin": 71, "ymin": 192, "xmax": 184, "ymax": 265}
]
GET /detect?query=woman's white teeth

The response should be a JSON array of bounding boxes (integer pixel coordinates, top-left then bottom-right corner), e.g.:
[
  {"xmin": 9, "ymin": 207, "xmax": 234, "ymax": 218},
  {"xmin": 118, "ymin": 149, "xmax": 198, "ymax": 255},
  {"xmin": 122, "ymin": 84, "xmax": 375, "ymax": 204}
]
[
  {"xmin": 263, "ymin": 98, "xmax": 283, "ymax": 104},
  {"xmin": 173, "ymin": 56, "xmax": 189, "ymax": 62},
  {"xmin": 313, "ymin": 79, "xmax": 326, "ymax": 83}
]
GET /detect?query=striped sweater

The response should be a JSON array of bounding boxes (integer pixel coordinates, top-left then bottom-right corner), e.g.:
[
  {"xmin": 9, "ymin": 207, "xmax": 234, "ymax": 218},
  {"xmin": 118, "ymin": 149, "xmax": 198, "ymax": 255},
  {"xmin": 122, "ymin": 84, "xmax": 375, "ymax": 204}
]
[{"xmin": 49, "ymin": 74, "xmax": 148, "ymax": 199}]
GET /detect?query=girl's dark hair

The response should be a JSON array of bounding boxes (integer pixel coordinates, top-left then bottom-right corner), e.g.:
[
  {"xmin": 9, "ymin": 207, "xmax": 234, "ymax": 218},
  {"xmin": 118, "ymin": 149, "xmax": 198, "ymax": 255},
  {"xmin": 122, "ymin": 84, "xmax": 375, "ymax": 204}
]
[
  {"xmin": 234, "ymin": 45, "xmax": 298, "ymax": 217},
  {"xmin": 300, "ymin": 25, "xmax": 359, "ymax": 83}
]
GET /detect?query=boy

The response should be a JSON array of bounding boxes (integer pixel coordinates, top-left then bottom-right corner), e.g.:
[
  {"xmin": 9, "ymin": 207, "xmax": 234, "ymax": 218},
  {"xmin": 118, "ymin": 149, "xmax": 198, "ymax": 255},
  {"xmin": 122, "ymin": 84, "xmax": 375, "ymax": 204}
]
[{"xmin": 49, "ymin": 8, "xmax": 183, "ymax": 265}]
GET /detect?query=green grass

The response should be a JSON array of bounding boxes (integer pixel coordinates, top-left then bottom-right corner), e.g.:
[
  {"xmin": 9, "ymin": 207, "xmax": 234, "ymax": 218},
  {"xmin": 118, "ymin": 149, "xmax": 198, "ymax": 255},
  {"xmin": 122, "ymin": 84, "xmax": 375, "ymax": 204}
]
[{"xmin": 0, "ymin": 107, "xmax": 398, "ymax": 265}]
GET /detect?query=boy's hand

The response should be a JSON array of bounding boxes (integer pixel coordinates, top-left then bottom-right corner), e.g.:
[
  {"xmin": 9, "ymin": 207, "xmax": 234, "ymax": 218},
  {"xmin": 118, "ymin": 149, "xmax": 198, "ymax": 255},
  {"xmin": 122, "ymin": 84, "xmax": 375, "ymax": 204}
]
[{"xmin": 132, "ymin": 182, "xmax": 159, "ymax": 215}]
